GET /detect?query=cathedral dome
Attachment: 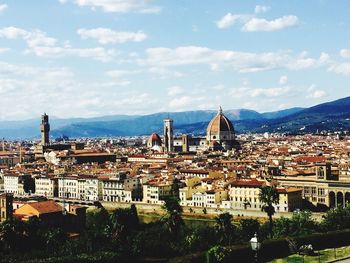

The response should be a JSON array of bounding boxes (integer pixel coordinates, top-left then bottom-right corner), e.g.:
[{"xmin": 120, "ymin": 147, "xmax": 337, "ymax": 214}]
[
  {"xmin": 207, "ymin": 107, "xmax": 234, "ymax": 135},
  {"xmin": 206, "ymin": 107, "xmax": 235, "ymax": 150},
  {"xmin": 147, "ymin": 133, "xmax": 162, "ymax": 147}
]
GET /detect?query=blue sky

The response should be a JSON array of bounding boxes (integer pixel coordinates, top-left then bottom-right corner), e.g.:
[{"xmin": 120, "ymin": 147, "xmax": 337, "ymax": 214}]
[{"xmin": 0, "ymin": 0, "xmax": 350, "ymax": 120}]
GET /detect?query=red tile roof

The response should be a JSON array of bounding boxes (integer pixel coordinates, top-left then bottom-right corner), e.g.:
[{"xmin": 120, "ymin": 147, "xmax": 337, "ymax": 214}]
[
  {"xmin": 21, "ymin": 201, "xmax": 63, "ymax": 215},
  {"xmin": 230, "ymin": 179, "xmax": 265, "ymax": 188}
]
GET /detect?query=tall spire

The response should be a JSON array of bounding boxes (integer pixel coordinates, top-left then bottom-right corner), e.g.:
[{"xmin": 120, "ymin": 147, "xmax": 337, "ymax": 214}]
[{"xmin": 218, "ymin": 106, "xmax": 223, "ymax": 115}]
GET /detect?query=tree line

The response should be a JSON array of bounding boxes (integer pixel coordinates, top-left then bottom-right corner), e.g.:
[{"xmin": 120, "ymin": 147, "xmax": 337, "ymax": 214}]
[{"xmin": 0, "ymin": 186, "xmax": 349, "ymax": 262}]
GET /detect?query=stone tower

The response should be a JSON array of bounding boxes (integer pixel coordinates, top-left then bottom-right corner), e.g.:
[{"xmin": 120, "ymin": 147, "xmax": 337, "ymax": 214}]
[
  {"xmin": 163, "ymin": 118, "xmax": 174, "ymax": 153},
  {"xmin": 40, "ymin": 113, "xmax": 50, "ymax": 146}
]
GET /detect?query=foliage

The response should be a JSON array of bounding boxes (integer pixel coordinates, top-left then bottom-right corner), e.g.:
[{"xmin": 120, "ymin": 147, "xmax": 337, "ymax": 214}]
[
  {"xmin": 182, "ymin": 226, "xmax": 217, "ymax": 253},
  {"xmin": 321, "ymin": 204, "xmax": 350, "ymax": 231},
  {"xmin": 6, "ymin": 203, "xmax": 350, "ymax": 262},
  {"xmin": 259, "ymin": 186, "xmax": 279, "ymax": 238},
  {"xmin": 239, "ymin": 218, "xmax": 260, "ymax": 241},
  {"xmin": 109, "ymin": 207, "xmax": 139, "ymax": 250},
  {"xmin": 214, "ymin": 213, "xmax": 236, "ymax": 246},
  {"xmin": 274, "ymin": 211, "xmax": 318, "ymax": 238},
  {"xmin": 162, "ymin": 197, "xmax": 184, "ymax": 237},
  {"xmin": 206, "ymin": 245, "xmax": 230, "ymax": 263}
]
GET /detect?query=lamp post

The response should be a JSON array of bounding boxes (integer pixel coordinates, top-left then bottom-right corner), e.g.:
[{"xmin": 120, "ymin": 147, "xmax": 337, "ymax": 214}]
[{"xmin": 250, "ymin": 233, "xmax": 261, "ymax": 263}]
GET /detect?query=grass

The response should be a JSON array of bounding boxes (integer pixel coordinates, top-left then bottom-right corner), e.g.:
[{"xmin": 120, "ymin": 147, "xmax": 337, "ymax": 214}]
[{"xmin": 269, "ymin": 245, "xmax": 350, "ymax": 262}]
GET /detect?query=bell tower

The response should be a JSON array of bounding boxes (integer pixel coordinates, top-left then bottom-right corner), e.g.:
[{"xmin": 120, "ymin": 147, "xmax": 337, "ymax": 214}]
[
  {"xmin": 40, "ymin": 113, "xmax": 50, "ymax": 146},
  {"xmin": 163, "ymin": 118, "xmax": 174, "ymax": 153}
]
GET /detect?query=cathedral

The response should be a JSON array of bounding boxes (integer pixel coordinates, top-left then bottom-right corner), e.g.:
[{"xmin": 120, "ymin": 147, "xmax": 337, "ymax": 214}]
[{"xmin": 147, "ymin": 107, "xmax": 239, "ymax": 152}]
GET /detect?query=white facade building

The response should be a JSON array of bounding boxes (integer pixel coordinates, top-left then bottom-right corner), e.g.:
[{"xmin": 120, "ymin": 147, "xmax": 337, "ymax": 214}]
[{"xmin": 34, "ymin": 176, "xmax": 57, "ymax": 198}]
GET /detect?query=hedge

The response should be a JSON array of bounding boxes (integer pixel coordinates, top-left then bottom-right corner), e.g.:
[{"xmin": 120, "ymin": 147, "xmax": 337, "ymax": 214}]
[{"xmin": 202, "ymin": 229, "xmax": 350, "ymax": 263}]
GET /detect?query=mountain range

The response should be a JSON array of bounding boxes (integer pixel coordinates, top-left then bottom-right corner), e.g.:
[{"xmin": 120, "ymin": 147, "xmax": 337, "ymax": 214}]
[{"xmin": 1, "ymin": 96, "xmax": 350, "ymax": 139}]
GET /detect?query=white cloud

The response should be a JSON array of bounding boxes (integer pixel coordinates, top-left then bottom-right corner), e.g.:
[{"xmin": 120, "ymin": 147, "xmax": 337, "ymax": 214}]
[
  {"xmin": 105, "ymin": 69, "xmax": 137, "ymax": 78},
  {"xmin": 167, "ymin": 86, "xmax": 184, "ymax": 96},
  {"xmin": 29, "ymin": 46, "xmax": 116, "ymax": 62},
  {"xmin": 328, "ymin": 63, "xmax": 350, "ymax": 75},
  {"xmin": 254, "ymin": 5, "xmax": 270, "ymax": 14},
  {"xmin": 77, "ymin": 28, "xmax": 147, "ymax": 44},
  {"xmin": 0, "ymin": 4, "xmax": 7, "ymax": 13},
  {"xmin": 74, "ymin": 0, "xmax": 161, "ymax": 13},
  {"xmin": 279, "ymin": 75, "xmax": 288, "ymax": 85},
  {"xmin": 0, "ymin": 47, "xmax": 9, "ymax": 53},
  {"xmin": 288, "ymin": 52, "xmax": 329, "ymax": 70},
  {"xmin": 148, "ymin": 67, "xmax": 183, "ymax": 78},
  {"xmin": 242, "ymin": 15, "xmax": 298, "ymax": 32},
  {"xmin": 307, "ymin": 85, "xmax": 326, "ymax": 98},
  {"xmin": 216, "ymin": 13, "xmax": 250, "ymax": 29},
  {"xmin": 140, "ymin": 46, "xmax": 327, "ymax": 73},
  {"xmin": 250, "ymin": 87, "xmax": 291, "ymax": 97},
  {"xmin": 340, "ymin": 49, "xmax": 350, "ymax": 58},
  {"xmin": 0, "ymin": 26, "xmax": 116, "ymax": 62},
  {"xmin": 169, "ymin": 96, "xmax": 195, "ymax": 109}
]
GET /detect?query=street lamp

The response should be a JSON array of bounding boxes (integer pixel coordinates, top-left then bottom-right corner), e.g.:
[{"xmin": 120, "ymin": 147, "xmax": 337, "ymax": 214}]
[{"xmin": 250, "ymin": 233, "xmax": 261, "ymax": 262}]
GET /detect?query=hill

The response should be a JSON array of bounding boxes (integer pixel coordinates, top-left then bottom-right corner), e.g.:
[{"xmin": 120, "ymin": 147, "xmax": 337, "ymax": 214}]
[{"xmin": 1, "ymin": 97, "xmax": 350, "ymax": 138}]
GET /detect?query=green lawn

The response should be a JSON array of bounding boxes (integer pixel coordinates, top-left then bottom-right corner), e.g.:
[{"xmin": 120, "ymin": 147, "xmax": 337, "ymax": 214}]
[{"xmin": 269, "ymin": 245, "xmax": 350, "ymax": 263}]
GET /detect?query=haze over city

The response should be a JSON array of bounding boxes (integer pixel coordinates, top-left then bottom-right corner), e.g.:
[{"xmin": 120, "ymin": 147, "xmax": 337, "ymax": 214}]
[{"xmin": 0, "ymin": 0, "xmax": 350, "ymax": 120}]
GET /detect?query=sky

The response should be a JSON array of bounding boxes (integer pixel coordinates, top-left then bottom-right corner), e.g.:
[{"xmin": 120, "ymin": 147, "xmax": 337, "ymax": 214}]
[{"xmin": 0, "ymin": 0, "xmax": 350, "ymax": 120}]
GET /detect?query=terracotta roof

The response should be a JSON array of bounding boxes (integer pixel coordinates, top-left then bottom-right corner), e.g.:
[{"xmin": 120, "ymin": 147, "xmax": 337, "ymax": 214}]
[
  {"xmin": 179, "ymin": 169, "xmax": 209, "ymax": 174},
  {"xmin": 294, "ymin": 156, "xmax": 326, "ymax": 163},
  {"xmin": 207, "ymin": 109, "xmax": 234, "ymax": 134},
  {"xmin": 230, "ymin": 179, "xmax": 265, "ymax": 188},
  {"xmin": 17, "ymin": 201, "xmax": 63, "ymax": 215}
]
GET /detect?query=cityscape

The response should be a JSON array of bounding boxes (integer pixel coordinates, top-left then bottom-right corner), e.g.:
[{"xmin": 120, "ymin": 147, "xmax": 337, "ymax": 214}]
[{"xmin": 1, "ymin": 1, "xmax": 350, "ymax": 263}]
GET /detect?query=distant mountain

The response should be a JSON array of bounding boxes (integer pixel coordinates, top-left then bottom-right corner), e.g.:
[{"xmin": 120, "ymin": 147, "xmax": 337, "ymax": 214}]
[
  {"xmin": 51, "ymin": 110, "xmax": 255, "ymax": 138},
  {"xmin": 240, "ymin": 96, "xmax": 350, "ymax": 133},
  {"xmin": 1, "ymin": 97, "xmax": 349, "ymax": 139},
  {"xmin": 260, "ymin": 107, "xmax": 304, "ymax": 119}
]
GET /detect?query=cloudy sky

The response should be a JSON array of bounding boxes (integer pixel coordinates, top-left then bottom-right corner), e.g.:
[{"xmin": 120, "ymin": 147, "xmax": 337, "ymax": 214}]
[{"xmin": 0, "ymin": 0, "xmax": 350, "ymax": 120}]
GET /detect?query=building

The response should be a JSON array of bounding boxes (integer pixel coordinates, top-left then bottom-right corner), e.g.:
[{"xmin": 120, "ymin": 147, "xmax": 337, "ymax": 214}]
[
  {"xmin": 163, "ymin": 118, "xmax": 174, "ymax": 153},
  {"xmin": 13, "ymin": 200, "xmax": 86, "ymax": 231},
  {"xmin": 3, "ymin": 173, "xmax": 34, "ymax": 196},
  {"xmin": 0, "ymin": 193, "xmax": 13, "ymax": 222},
  {"xmin": 101, "ymin": 173, "xmax": 141, "ymax": 202},
  {"xmin": 14, "ymin": 200, "xmax": 63, "ymax": 223},
  {"xmin": 85, "ymin": 177, "xmax": 102, "ymax": 202},
  {"xmin": 147, "ymin": 133, "xmax": 163, "ymax": 152},
  {"xmin": 35, "ymin": 176, "xmax": 58, "ymax": 198},
  {"xmin": 206, "ymin": 107, "xmax": 236, "ymax": 151},
  {"xmin": 187, "ymin": 189, "xmax": 228, "ymax": 208},
  {"xmin": 58, "ymin": 176, "xmax": 79, "ymax": 200},
  {"xmin": 221, "ymin": 179, "xmax": 303, "ymax": 212},
  {"xmin": 40, "ymin": 113, "xmax": 50, "ymax": 146},
  {"xmin": 143, "ymin": 183, "xmax": 173, "ymax": 204}
]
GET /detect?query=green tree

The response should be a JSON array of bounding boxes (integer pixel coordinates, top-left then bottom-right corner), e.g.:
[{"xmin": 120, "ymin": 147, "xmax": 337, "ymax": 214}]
[
  {"xmin": 0, "ymin": 219, "xmax": 26, "ymax": 252},
  {"xmin": 215, "ymin": 212, "xmax": 235, "ymax": 245},
  {"xmin": 162, "ymin": 197, "xmax": 184, "ymax": 237},
  {"xmin": 321, "ymin": 204, "xmax": 350, "ymax": 231},
  {"xmin": 273, "ymin": 217, "xmax": 292, "ymax": 238},
  {"xmin": 43, "ymin": 228, "xmax": 67, "ymax": 255},
  {"xmin": 109, "ymin": 207, "xmax": 138, "ymax": 246},
  {"xmin": 85, "ymin": 208, "xmax": 111, "ymax": 251},
  {"xmin": 207, "ymin": 245, "xmax": 231, "ymax": 263},
  {"xmin": 239, "ymin": 218, "xmax": 260, "ymax": 241},
  {"xmin": 259, "ymin": 186, "xmax": 279, "ymax": 238},
  {"xmin": 290, "ymin": 210, "xmax": 318, "ymax": 236}
]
